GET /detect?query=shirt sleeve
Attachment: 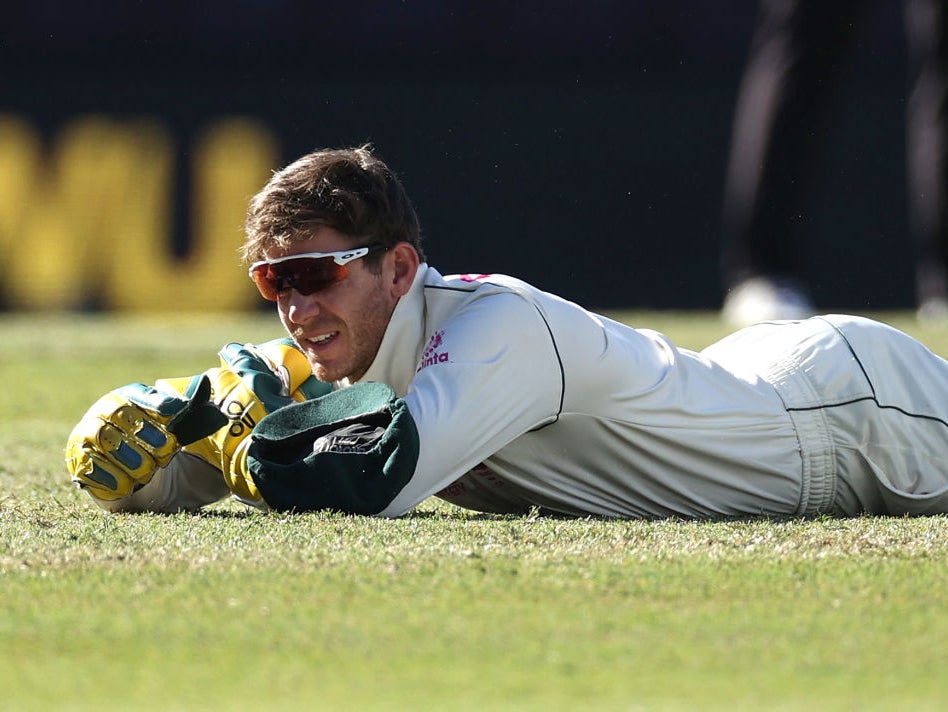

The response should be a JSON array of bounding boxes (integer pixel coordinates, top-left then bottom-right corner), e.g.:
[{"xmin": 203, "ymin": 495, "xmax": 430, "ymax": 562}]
[
  {"xmin": 93, "ymin": 451, "xmax": 230, "ymax": 513},
  {"xmin": 378, "ymin": 290, "xmax": 565, "ymax": 516}
]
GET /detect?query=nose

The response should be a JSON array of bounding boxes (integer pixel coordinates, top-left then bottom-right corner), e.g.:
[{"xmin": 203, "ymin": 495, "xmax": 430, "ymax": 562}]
[{"xmin": 284, "ymin": 289, "xmax": 322, "ymax": 324}]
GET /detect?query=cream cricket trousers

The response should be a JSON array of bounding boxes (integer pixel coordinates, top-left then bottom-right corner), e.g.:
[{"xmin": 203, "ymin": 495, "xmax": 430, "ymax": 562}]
[{"xmin": 706, "ymin": 315, "xmax": 948, "ymax": 516}]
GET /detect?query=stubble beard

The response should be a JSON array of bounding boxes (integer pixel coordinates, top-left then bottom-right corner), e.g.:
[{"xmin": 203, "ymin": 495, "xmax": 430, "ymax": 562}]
[{"xmin": 287, "ymin": 290, "xmax": 394, "ymax": 384}]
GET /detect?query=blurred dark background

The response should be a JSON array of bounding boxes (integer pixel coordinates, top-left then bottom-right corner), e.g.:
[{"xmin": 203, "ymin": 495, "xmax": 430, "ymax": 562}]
[{"xmin": 1, "ymin": 1, "xmax": 912, "ymax": 310}]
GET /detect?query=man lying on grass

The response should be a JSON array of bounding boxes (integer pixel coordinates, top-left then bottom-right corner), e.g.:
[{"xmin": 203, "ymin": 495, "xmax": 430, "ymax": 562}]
[{"xmin": 67, "ymin": 145, "xmax": 948, "ymax": 518}]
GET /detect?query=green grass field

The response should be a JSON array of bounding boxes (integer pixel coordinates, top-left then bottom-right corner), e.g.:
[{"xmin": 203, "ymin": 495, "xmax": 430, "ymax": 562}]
[{"xmin": 2, "ymin": 311, "xmax": 947, "ymax": 711}]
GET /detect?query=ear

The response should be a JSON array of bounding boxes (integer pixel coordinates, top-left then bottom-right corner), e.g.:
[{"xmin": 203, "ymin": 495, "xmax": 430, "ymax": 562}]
[{"xmin": 387, "ymin": 242, "xmax": 420, "ymax": 298}]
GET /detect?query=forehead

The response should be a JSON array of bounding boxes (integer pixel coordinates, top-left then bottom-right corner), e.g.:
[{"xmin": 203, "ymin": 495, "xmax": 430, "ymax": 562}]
[{"xmin": 264, "ymin": 226, "xmax": 356, "ymax": 260}]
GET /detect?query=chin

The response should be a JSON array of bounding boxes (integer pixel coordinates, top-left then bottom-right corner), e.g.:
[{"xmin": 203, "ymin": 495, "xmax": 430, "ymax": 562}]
[{"xmin": 311, "ymin": 362, "xmax": 346, "ymax": 384}]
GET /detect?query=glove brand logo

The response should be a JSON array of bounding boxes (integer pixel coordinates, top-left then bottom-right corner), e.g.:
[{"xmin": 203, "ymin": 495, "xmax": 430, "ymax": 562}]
[
  {"xmin": 222, "ymin": 397, "xmax": 258, "ymax": 437},
  {"xmin": 417, "ymin": 330, "xmax": 450, "ymax": 372}
]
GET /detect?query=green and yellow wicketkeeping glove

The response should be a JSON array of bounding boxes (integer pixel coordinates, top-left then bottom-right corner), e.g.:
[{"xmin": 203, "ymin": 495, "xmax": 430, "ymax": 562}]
[
  {"xmin": 172, "ymin": 340, "xmax": 331, "ymax": 504},
  {"xmin": 66, "ymin": 339, "xmax": 330, "ymax": 503}
]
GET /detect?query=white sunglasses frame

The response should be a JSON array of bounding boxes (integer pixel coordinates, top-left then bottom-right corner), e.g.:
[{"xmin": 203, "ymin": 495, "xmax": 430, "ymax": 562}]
[{"xmin": 247, "ymin": 246, "xmax": 378, "ymax": 278}]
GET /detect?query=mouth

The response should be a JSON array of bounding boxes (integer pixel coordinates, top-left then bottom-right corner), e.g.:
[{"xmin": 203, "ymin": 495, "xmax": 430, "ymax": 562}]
[{"xmin": 301, "ymin": 331, "xmax": 339, "ymax": 350}]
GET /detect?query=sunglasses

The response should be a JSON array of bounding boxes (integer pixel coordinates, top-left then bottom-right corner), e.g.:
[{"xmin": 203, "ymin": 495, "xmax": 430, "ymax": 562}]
[{"xmin": 248, "ymin": 244, "xmax": 386, "ymax": 301}]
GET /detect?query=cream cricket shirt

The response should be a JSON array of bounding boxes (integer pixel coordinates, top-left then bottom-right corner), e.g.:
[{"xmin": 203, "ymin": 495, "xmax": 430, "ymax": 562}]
[{"xmin": 353, "ymin": 265, "xmax": 811, "ymax": 519}]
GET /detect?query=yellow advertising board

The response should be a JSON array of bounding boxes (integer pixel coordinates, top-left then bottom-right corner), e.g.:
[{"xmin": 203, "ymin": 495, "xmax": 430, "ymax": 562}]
[{"xmin": 0, "ymin": 114, "xmax": 276, "ymax": 311}]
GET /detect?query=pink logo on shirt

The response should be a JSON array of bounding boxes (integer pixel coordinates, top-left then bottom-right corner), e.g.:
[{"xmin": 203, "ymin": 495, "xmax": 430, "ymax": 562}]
[
  {"xmin": 458, "ymin": 273, "xmax": 492, "ymax": 282},
  {"xmin": 417, "ymin": 329, "xmax": 450, "ymax": 372}
]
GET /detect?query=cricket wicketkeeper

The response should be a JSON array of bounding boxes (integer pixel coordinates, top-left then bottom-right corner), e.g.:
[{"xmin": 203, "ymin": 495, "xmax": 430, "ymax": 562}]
[{"xmin": 66, "ymin": 145, "xmax": 948, "ymax": 518}]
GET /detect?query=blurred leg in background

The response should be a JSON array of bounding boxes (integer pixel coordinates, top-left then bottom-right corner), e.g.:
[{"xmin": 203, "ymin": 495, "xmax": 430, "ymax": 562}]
[
  {"xmin": 721, "ymin": 0, "xmax": 862, "ymax": 326},
  {"xmin": 721, "ymin": 0, "xmax": 948, "ymax": 326},
  {"xmin": 906, "ymin": 0, "xmax": 948, "ymax": 321}
]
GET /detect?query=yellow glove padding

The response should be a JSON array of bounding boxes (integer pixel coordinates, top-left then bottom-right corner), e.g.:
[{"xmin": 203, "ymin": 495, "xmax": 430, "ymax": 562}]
[
  {"xmin": 65, "ymin": 375, "xmax": 226, "ymax": 501},
  {"xmin": 66, "ymin": 339, "xmax": 330, "ymax": 504}
]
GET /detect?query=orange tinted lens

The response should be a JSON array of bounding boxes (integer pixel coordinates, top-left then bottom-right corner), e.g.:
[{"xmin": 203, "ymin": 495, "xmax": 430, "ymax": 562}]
[
  {"xmin": 251, "ymin": 257, "xmax": 348, "ymax": 301},
  {"xmin": 250, "ymin": 264, "xmax": 280, "ymax": 301}
]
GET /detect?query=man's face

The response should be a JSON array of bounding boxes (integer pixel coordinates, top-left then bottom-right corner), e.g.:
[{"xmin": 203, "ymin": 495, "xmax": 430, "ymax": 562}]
[{"xmin": 267, "ymin": 227, "xmax": 404, "ymax": 383}]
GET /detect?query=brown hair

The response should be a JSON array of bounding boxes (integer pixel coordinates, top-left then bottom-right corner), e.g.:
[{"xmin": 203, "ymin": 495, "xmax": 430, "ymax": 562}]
[{"xmin": 242, "ymin": 144, "xmax": 425, "ymax": 267}]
